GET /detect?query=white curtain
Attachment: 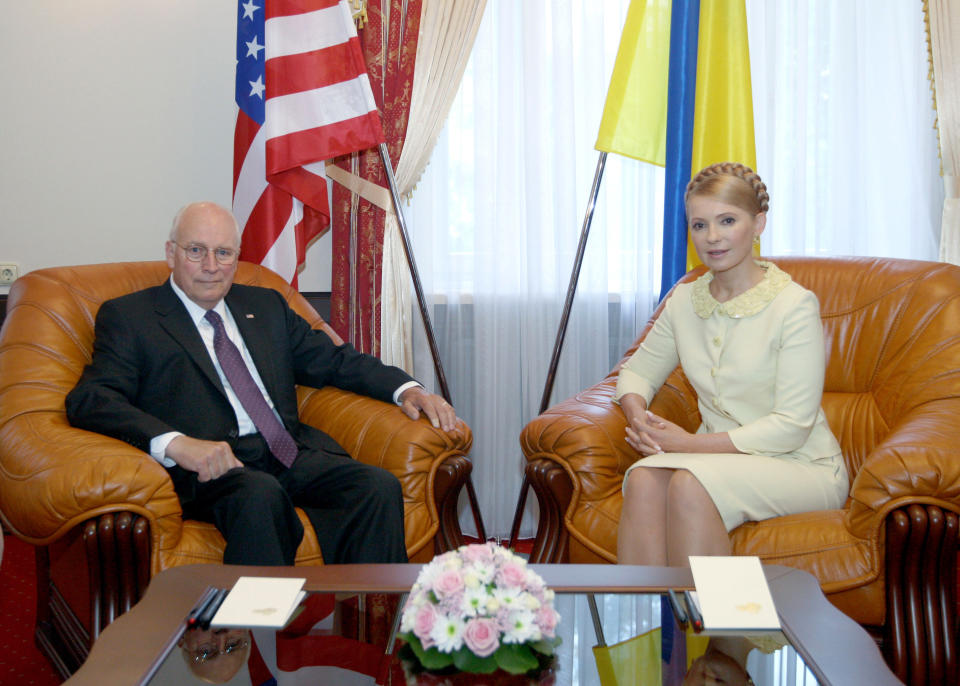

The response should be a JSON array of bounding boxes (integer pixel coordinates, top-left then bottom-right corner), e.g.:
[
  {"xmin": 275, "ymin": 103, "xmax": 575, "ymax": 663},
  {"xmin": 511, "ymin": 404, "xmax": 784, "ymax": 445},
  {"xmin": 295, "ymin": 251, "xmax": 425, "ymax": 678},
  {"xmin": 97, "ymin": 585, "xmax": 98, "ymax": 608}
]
[
  {"xmin": 748, "ymin": 0, "xmax": 941, "ymax": 258},
  {"xmin": 406, "ymin": 0, "xmax": 663, "ymax": 541},
  {"xmin": 379, "ymin": 0, "xmax": 487, "ymax": 371},
  {"xmin": 928, "ymin": 0, "xmax": 960, "ymax": 264},
  {"xmin": 407, "ymin": 0, "xmax": 941, "ymax": 544}
]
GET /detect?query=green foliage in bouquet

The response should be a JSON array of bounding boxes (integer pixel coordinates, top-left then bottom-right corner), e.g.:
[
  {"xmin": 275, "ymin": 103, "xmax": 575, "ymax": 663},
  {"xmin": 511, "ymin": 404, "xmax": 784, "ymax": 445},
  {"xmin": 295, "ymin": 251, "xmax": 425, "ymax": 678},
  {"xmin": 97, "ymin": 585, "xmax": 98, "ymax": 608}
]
[{"xmin": 399, "ymin": 543, "xmax": 562, "ymax": 676}]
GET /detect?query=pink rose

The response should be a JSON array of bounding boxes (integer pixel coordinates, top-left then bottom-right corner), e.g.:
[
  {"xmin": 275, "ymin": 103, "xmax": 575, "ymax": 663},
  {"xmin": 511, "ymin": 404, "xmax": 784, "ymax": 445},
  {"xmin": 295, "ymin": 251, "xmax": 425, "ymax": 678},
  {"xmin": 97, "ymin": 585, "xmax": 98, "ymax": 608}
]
[
  {"xmin": 461, "ymin": 543, "xmax": 496, "ymax": 565},
  {"xmin": 414, "ymin": 604, "xmax": 439, "ymax": 646},
  {"xmin": 535, "ymin": 606, "xmax": 559, "ymax": 637},
  {"xmin": 496, "ymin": 563, "xmax": 527, "ymax": 589},
  {"xmin": 463, "ymin": 618, "xmax": 500, "ymax": 658},
  {"xmin": 433, "ymin": 569, "xmax": 465, "ymax": 598}
]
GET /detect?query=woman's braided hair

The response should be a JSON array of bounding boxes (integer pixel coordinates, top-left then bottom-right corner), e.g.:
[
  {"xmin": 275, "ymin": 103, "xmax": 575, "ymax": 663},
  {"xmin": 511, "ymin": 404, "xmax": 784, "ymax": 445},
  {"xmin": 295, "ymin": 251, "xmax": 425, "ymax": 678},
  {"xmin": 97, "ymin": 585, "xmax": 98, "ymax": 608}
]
[{"xmin": 684, "ymin": 162, "xmax": 769, "ymax": 214}]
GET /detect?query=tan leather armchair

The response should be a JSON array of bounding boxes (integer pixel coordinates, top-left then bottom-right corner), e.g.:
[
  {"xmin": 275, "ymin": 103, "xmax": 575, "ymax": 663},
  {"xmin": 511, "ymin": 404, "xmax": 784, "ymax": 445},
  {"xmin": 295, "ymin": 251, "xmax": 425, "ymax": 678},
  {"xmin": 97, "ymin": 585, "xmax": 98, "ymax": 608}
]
[
  {"xmin": 0, "ymin": 261, "xmax": 473, "ymax": 677},
  {"xmin": 521, "ymin": 256, "xmax": 959, "ymax": 686}
]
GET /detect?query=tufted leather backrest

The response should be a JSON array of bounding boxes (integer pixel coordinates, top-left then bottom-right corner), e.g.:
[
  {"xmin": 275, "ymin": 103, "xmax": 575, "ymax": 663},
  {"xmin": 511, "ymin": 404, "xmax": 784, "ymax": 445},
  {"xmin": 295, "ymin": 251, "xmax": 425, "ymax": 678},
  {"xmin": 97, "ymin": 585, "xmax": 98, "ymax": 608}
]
[
  {"xmin": 0, "ymin": 261, "xmax": 339, "ymax": 426},
  {"xmin": 0, "ymin": 261, "xmax": 342, "ymax": 540},
  {"xmin": 614, "ymin": 256, "xmax": 960, "ymax": 486}
]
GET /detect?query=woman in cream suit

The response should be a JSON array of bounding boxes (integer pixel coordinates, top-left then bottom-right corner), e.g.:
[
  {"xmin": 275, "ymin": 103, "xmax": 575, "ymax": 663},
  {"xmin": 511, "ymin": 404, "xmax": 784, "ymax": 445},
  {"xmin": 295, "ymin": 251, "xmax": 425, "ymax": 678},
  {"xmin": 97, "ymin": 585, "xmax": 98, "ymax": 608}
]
[{"xmin": 616, "ymin": 162, "xmax": 849, "ymax": 566}]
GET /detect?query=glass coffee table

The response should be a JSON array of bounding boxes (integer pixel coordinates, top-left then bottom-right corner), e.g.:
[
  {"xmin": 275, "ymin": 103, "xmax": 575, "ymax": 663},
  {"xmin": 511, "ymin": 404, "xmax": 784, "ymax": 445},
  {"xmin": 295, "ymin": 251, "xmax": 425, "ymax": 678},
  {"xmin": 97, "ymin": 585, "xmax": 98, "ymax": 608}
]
[{"xmin": 63, "ymin": 563, "xmax": 901, "ymax": 686}]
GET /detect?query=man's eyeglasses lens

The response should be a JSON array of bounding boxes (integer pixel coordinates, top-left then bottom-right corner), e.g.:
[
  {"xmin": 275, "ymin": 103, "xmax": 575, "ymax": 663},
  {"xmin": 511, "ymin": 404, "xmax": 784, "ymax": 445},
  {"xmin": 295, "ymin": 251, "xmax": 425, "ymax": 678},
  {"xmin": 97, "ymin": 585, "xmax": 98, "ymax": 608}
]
[
  {"xmin": 192, "ymin": 638, "xmax": 249, "ymax": 664},
  {"xmin": 177, "ymin": 242, "xmax": 238, "ymax": 265}
]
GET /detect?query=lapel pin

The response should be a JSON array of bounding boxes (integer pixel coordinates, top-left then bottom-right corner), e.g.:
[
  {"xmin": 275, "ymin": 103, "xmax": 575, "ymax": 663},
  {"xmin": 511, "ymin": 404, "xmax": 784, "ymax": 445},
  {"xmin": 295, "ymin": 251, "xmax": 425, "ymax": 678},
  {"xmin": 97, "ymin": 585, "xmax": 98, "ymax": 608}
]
[{"xmin": 246, "ymin": 314, "xmax": 255, "ymax": 319}]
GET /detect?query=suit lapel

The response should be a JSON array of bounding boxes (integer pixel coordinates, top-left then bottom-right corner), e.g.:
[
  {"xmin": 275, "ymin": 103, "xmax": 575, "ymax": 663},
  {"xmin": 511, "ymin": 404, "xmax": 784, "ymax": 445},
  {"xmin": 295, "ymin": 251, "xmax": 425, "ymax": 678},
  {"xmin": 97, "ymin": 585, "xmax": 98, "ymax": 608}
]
[{"xmin": 154, "ymin": 281, "xmax": 226, "ymax": 395}]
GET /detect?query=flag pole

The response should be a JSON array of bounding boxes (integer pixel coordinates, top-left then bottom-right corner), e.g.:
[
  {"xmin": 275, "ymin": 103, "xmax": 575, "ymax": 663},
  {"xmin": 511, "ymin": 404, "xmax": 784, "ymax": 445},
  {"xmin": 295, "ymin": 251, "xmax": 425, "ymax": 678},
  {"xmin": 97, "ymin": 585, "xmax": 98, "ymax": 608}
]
[
  {"xmin": 507, "ymin": 151, "xmax": 608, "ymax": 549},
  {"xmin": 377, "ymin": 142, "xmax": 487, "ymax": 542}
]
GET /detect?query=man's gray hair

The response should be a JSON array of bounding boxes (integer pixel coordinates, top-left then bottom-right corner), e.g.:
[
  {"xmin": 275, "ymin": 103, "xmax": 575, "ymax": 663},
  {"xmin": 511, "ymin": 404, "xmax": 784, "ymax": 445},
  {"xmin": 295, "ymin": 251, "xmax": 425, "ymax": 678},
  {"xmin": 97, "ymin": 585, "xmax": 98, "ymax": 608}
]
[{"xmin": 169, "ymin": 202, "xmax": 242, "ymax": 246}]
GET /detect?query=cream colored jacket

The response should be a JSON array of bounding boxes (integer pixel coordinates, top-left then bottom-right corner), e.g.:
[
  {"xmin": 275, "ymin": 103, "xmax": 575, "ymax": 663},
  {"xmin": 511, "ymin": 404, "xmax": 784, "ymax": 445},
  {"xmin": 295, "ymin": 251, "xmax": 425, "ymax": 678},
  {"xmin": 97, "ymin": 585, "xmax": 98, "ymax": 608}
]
[{"xmin": 614, "ymin": 262, "xmax": 842, "ymax": 461}]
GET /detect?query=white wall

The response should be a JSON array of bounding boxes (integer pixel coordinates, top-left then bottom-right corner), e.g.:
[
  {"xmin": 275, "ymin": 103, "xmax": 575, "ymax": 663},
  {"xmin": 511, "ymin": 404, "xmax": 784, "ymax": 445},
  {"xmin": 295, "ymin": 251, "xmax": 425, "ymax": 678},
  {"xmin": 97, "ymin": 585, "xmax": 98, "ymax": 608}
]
[{"xmin": 0, "ymin": 1, "xmax": 332, "ymax": 295}]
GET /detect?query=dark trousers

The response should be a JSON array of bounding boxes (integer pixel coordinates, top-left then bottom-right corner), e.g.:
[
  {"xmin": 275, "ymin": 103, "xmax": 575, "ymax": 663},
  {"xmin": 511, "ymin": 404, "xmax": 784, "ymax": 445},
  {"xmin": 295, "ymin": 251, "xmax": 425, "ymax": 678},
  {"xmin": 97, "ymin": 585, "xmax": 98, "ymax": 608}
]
[{"xmin": 167, "ymin": 433, "xmax": 408, "ymax": 566}]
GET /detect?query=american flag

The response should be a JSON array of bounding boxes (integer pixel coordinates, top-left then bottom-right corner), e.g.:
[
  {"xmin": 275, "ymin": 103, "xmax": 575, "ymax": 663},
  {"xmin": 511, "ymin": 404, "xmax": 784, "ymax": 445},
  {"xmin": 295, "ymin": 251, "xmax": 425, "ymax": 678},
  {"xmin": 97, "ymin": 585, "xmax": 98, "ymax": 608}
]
[{"xmin": 233, "ymin": 0, "xmax": 385, "ymax": 286}]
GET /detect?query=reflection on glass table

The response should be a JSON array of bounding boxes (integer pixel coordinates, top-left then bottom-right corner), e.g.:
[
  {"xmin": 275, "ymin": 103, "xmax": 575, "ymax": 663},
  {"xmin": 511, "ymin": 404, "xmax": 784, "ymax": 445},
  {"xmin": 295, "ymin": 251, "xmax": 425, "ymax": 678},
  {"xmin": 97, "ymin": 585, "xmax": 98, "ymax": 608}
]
[
  {"xmin": 177, "ymin": 627, "xmax": 252, "ymax": 683},
  {"xmin": 147, "ymin": 591, "xmax": 820, "ymax": 686},
  {"xmin": 65, "ymin": 564, "xmax": 899, "ymax": 686}
]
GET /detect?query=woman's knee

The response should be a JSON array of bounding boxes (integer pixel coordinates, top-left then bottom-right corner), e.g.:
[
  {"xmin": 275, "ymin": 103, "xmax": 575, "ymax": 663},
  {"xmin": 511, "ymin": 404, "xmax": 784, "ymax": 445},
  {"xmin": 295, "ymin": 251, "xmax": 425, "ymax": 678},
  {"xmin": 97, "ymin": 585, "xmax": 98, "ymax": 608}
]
[
  {"xmin": 666, "ymin": 470, "xmax": 725, "ymax": 529},
  {"xmin": 623, "ymin": 467, "xmax": 671, "ymax": 501},
  {"xmin": 667, "ymin": 469, "xmax": 710, "ymax": 502}
]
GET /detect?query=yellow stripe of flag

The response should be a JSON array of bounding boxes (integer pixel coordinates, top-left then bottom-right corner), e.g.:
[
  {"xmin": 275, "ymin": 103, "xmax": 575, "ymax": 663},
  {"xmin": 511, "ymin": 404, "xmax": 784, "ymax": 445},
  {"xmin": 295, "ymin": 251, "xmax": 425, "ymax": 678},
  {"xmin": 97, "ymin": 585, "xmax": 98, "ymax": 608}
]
[
  {"xmin": 595, "ymin": 0, "xmax": 673, "ymax": 166},
  {"xmin": 687, "ymin": 0, "xmax": 757, "ymax": 269},
  {"xmin": 592, "ymin": 626, "xmax": 712, "ymax": 685}
]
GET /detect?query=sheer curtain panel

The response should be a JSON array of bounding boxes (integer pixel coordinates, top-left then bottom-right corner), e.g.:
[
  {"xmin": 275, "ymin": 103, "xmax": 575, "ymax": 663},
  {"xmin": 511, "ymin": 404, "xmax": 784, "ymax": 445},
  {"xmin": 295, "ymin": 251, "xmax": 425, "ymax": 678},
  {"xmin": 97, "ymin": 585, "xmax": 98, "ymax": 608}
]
[
  {"xmin": 407, "ymin": 0, "xmax": 662, "ymax": 540},
  {"xmin": 927, "ymin": 0, "xmax": 960, "ymax": 264},
  {"xmin": 379, "ymin": 0, "xmax": 487, "ymax": 371},
  {"xmin": 747, "ymin": 0, "xmax": 941, "ymax": 258}
]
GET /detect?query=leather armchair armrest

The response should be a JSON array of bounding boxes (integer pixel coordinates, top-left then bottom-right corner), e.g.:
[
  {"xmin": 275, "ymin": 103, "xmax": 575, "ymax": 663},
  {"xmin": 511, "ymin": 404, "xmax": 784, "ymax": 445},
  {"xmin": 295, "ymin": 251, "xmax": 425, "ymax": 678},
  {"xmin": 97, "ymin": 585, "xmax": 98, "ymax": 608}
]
[
  {"xmin": 0, "ymin": 413, "xmax": 182, "ymax": 548},
  {"xmin": 522, "ymin": 383, "xmax": 632, "ymax": 480},
  {"xmin": 296, "ymin": 386, "xmax": 474, "ymax": 556},
  {"xmin": 846, "ymin": 400, "xmax": 960, "ymax": 539},
  {"xmin": 522, "ymin": 373, "xmax": 698, "ymax": 485},
  {"xmin": 521, "ymin": 373, "xmax": 699, "ymax": 563},
  {"xmin": 296, "ymin": 386, "xmax": 473, "ymax": 471}
]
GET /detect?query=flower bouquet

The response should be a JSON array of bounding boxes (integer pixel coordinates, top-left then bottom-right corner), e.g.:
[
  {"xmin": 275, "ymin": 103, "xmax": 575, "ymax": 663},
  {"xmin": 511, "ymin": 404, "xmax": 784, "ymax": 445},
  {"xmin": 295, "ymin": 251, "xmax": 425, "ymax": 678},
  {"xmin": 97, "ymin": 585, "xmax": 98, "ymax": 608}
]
[{"xmin": 398, "ymin": 542, "xmax": 561, "ymax": 685}]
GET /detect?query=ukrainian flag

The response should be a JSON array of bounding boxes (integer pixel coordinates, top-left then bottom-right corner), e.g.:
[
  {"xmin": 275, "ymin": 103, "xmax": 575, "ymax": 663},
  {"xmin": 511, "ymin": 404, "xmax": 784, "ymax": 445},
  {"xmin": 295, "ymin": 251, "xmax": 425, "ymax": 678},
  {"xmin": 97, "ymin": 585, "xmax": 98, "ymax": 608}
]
[
  {"xmin": 595, "ymin": 0, "xmax": 757, "ymax": 300},
  {"xmin": 592, "ymin": 625, "xmax": 711, "ymax": 685}
]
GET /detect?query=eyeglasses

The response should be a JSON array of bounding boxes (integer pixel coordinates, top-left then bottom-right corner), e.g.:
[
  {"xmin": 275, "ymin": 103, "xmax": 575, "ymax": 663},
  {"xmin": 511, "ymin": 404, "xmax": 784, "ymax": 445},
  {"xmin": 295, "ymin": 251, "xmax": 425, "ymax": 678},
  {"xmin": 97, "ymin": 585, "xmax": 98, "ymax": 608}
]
[
  {"xmin": 173, "ymin": 242, "xmax": 239, "ymax": 265},
  {"xmin": 189, "ymin": 636, "xmax": 249, "ymax": 664}
]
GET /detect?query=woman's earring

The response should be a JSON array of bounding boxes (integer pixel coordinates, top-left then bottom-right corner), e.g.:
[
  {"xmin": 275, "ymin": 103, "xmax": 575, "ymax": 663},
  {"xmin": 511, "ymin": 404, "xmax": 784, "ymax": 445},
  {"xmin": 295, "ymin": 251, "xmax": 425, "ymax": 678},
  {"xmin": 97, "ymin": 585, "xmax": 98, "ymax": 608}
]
[{"xmin": 753, "ymin": 235, "xmax": 761, "ymax": 247}]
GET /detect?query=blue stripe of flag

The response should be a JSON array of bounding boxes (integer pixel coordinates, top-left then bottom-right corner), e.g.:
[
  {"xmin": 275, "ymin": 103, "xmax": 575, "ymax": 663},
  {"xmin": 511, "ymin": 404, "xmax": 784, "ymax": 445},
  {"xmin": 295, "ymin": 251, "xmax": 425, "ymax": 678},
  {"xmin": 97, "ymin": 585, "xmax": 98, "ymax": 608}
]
[
  {"xmin": 236, "ymin": 0, "xmax": 266, "ymax": 125},
  {"xmin": 659, "ymin": 0, "xmax": 700, "ymax": 302}
]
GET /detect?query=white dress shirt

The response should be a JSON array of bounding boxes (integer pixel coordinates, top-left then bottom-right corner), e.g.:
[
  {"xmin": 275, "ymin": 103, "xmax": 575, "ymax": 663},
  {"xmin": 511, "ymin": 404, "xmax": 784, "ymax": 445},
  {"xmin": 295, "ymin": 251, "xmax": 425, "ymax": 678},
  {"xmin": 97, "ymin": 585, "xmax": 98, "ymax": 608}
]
[{"xmin": 149, "ymin": 277, "xmax": 419, "ymax": 465}]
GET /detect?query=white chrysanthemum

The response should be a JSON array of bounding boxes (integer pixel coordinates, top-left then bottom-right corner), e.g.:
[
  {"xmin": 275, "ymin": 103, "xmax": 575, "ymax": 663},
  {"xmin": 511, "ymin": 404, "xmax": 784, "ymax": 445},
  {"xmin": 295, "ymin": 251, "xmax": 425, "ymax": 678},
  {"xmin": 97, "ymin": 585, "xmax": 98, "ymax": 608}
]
[
  {"xmin": 415, "ymin": 561, "xmax": 443, "ymax": 590},
  {"xmin": 493, "ymin": 586, "xmax": 523, "ymax": 611},
  {"xmin": 461, "ymin": 585, "xmax": 491, "ymax": 617},
  {"xmin": 400, "ymin": 608, "xmax": 416, "ymax": 633},
  {"xmin": 400, "ymin": 591, "xmax": 429, "ymax": 632},
  {"xmin": 471, "ymin": 560, "xmax": 496, "ymax": 584},
  {"xmin": 502, "ymin": 609, "xmax": 540, "ymax": 644},
  {"xmin": 430, "ymin": 614, "xmax": 466, "ymax": 653}
]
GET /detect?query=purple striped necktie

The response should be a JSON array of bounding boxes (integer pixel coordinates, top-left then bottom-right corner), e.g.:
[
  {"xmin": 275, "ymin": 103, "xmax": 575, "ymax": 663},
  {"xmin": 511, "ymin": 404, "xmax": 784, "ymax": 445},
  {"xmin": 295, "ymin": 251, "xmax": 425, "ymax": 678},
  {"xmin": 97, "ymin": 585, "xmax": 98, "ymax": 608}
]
[{"xmin": 204, "ymin": 309, "xmax": 298, "ymax": 468}]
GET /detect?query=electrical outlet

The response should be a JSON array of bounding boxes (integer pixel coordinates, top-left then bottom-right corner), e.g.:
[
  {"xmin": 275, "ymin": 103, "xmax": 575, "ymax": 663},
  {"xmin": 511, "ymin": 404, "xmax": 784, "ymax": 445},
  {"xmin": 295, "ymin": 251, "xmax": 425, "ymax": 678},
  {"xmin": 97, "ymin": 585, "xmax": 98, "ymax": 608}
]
[{"xmin": 0, "ymin": 263, "xmax": 20, "ymax": 285}]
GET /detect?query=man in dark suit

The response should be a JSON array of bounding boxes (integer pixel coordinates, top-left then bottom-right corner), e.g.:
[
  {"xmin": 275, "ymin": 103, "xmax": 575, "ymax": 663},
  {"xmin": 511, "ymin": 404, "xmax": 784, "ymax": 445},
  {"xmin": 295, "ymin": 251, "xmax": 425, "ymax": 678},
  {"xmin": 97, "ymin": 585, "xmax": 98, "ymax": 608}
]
[{"xmin": 66, "ymin": 201, "xmax": 456, "ymax": 566}]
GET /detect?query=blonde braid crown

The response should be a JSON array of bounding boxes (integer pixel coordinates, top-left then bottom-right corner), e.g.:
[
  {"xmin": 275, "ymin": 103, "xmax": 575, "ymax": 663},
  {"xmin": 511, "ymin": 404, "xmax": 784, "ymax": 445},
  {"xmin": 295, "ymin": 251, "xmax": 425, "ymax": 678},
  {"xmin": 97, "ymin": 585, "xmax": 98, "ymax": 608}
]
[{"xmin": 684, "ymin": 162, "xmax": 769, "ymax": 214}]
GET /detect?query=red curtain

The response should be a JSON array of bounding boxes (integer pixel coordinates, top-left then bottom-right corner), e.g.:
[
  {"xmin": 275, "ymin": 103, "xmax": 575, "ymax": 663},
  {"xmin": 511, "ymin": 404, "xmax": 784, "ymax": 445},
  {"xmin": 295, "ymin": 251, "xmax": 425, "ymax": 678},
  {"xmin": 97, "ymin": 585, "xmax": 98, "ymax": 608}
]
[{"xmin": 329, "ymin": 1, "xmax": 422, "ymax": 355}]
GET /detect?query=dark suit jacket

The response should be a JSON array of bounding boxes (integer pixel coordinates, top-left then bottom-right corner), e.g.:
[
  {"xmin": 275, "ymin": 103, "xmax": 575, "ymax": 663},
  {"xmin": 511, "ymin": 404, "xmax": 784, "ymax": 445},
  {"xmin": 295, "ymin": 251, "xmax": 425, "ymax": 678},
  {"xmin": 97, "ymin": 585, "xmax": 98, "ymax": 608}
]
[{"xmin": 65, "ymin": 280, "xmax": 414, "ymax": 458}]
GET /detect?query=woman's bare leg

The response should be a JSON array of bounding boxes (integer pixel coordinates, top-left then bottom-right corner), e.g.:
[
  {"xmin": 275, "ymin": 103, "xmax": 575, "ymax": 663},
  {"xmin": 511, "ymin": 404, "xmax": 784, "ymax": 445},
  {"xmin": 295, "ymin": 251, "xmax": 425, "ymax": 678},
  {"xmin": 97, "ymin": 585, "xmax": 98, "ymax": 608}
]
[
  {"xmin": 665, "ymin": 469, "xmax": 731, "ymax": 566},
  {"xmin": 617, "ymin": 467, "xmax": 675, "ymax": 565}
]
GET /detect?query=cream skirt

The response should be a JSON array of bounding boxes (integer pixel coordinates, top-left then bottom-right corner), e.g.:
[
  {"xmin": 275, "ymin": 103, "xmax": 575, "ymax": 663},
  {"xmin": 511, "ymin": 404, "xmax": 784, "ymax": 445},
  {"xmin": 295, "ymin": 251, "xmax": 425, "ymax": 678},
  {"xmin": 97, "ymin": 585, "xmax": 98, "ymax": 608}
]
[{"xmin": 622, "ymin": 452, "xmax": 849, "ymax": 531}]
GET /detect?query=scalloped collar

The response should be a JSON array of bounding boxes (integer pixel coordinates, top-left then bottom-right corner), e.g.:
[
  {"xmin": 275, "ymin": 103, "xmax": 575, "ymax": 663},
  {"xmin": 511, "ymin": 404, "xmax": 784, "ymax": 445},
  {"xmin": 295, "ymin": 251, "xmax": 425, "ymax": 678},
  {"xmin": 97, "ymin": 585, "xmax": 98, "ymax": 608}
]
[{"xmin": 691, "ymin": 261, "xmax": 792, "ymax": 319}]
